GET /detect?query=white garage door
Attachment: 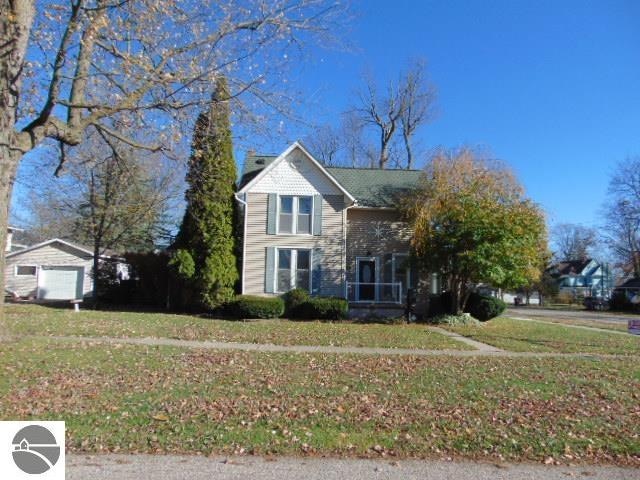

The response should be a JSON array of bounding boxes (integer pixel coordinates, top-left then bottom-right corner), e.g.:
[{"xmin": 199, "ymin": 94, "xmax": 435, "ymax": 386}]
[{"xmin": 38, "ymin": 266, "xmax": 84, "ymax": 300}]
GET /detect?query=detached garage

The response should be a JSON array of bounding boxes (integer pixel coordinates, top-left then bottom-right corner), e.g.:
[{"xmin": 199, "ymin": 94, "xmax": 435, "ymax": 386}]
[{"xmin": 4, "ymin": 239, "xmax": 97, "ymax": 300}]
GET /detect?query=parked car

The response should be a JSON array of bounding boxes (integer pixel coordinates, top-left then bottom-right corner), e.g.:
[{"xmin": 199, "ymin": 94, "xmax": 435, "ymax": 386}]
[{"xmin": 583, "ymin": 296, "xmax": 608, "ymax": 311}]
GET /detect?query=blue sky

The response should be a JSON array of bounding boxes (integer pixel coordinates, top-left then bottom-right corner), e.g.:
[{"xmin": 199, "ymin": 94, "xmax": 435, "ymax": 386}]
[
  {"xmin": 285, "ymin": 0, "xmax": 640, "ymax": 228},
  {"xmin": 11, "ymin": 0, "xmax": 640, "ymax": 233}
]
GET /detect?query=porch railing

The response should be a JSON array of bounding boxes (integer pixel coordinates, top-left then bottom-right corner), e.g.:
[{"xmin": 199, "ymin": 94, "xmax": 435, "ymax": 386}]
[{"xmin": 346, "ymin": 282, "xmax": 403, "ymax": 304}]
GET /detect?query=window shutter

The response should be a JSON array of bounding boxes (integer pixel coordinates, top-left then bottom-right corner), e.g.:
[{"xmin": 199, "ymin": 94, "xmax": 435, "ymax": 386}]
[
  {"xmin": 313, "ymin": 194, "xmax": 322, "ymax": 236},
  {"xmin": 312, "ymin": 248, "xmax": 322, "ymax": 295},
  {"xmin": 267, "ymin": 193, "xmax": 277, "ymax": 235},
  {"xmin": 265, "ymin": 247, "xmax": 276, "ymax": 293}
]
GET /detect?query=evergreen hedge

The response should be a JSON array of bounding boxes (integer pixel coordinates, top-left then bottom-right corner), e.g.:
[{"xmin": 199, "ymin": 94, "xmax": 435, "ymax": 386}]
[{"xmin": 226, "ymin": 295, "xmax": 284, "ymax": 319}]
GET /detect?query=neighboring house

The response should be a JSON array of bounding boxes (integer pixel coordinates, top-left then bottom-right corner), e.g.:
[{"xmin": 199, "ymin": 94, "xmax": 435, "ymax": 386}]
[
  {"xmin": 547, "ymin": 258, "xmax": 611, "ymax": 298},
  {"xmin": 236, "ymin": 142, "xmax": 437, "ymax": 317},
  {"xmin": 613, "ymin": 277, "xmax": 640, "ymax": 301},
  {"xmin": 4, "ymin": 238, "xmax": 121, "ymax": 301}
]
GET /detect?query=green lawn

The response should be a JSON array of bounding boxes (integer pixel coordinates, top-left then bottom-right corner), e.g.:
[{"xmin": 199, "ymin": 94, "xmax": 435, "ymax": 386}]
[
  {"xmin": 0, "ymin": 338, "xmax": 637, "ymax": 465},
  {"xmin": 5, "ymin": 304, "xmax": 469, "ymax": 350},
  {"xmin": 447, "ymin": 317, "xmax": 640, "ymax": 355}
]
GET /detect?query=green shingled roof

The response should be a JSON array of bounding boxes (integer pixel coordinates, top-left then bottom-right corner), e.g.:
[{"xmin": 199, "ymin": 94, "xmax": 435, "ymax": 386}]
[
  {"xmin": 239, "ymin": 154, "xmax": 277, "ymax": 188},
  {"xmin": 240, "ymin": 153, "xmax": 423, "ymax": 208},
  {"xmin": 326, "ymin": 167, "xmax": 422, "ymax": 208}
]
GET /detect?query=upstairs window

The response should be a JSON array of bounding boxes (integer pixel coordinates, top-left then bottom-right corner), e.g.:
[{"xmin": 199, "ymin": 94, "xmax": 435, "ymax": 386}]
[
  {"xmin": 279, "ymin": 196, "xmax": 294, "ymax": 233},
  {"xmin": 278, "ymin": 195, "xmax": 313, "ymax": 235}
]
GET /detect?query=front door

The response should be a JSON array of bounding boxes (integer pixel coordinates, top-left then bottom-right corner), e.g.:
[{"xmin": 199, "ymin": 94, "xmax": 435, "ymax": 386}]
[{"xmin": 357, "ymin": 258, "xmax": 376, "ymax": 301}]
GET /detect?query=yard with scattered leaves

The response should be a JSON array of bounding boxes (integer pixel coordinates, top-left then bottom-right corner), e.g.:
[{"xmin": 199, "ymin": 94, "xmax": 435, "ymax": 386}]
[
  {"xmin": 447, "ymin": 317, "xmax": 640, "ymax": 355},
  {"xmin": 5, "ymin": 304, "xmax": 467, "ymax": 350},
  {"xmin": 0, "ymin": 338, "xmax": 638, "ymax": 466}
]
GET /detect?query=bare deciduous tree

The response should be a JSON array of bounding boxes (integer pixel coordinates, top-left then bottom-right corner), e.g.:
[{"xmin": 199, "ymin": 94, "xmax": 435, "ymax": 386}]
[
  {"xmin": 0, "ymin": 0, "xmax": 348, "ymax": 335},
  {"xmin": 355, "ymin": 74, "xmax": 403, "ymax": 169},
  {"xmin": 603, "ymin": 156, "xmax": 640, "ymax": 277},
  {"xmin": 353, "ymin": 60, "xmax": 436, "ymax": 169},
  {"xmin": 399, "ymin": 60, "xmax": 436, "ymax": 169},
  {"xmin": 551, "ymin": 223, "xmax": 598, "ymax": 262},
  {"xmin": 304, "ymin": 124, "xmax": 342, "ymax": 166}
]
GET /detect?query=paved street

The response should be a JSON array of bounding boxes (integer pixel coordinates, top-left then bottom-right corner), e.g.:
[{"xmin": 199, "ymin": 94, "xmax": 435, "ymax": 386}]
[
  {"xmin": 67, "ymin": 454, "xmax": 640, "ymax": 480},
  {"xmin": 506, "ymin": 307, "xmax": 633, "ymax": 326}
]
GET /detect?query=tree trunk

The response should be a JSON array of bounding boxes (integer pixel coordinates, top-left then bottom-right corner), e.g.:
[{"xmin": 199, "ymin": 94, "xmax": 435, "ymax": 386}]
[
  {"xmin": 0, "ymin": 0, "xmax": 35, "ymax": 339},
  {"xmin": 0, "ymin": 155, "xmax": 20, "ymax": 338},
  {"xmin": 92, "ymin": 241, "xmax": 100, "ymax": 308},
  {"xmin": 379, "ymin": 140, "xmax": 389, "ymax": 169},
  {"xmin": 403, "ymin": 130, "xmax": 413, "ymax": 170}
]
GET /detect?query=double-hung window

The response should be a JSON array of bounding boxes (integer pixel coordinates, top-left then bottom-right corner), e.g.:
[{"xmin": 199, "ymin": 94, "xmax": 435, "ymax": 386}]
[
  {"xmin": 278, "ymin": 196, "xmax": 312, "ymax": 234},
  {"xmin": 277, "ymin": 248, "xmax": 311, "ymax": 292}
]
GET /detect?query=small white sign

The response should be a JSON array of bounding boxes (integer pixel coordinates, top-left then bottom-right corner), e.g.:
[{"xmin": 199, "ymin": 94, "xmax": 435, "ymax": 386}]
[
  {"xmin": 629, "ymin": 319, "xmax": 640, "ymax": 335},
  {"xmin": 0, "ymin": 421, "xmax": 65, "ymax": 479}
]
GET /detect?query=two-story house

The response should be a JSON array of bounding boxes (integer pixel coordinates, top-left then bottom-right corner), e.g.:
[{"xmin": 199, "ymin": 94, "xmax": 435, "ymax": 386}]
[
  {"xmin": 547, "ymin": 258, "xmax": 610, "ymax": 298},
  {"xmin": 236, "ymin": 142, "xmax": 437, "ymax": 317}
]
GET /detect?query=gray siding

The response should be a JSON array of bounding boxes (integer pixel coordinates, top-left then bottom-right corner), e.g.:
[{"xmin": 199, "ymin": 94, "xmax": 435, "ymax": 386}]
[
  {"xmin": 4, "ymin": 243, "xmax": 94, "ymax": 298},
  {"xmin": 243, "ymin": 193, "xmax": 345, "ymax": 297},
  {"xmin": 345, "ymin": 208, "xmax": 431, "ymax": 310},
  {"xmin": 345, "ymin": 209, "xmax": 412, "ymax": 283}
]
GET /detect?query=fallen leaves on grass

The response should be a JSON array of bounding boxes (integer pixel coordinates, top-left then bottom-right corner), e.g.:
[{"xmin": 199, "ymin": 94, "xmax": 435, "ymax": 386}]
[{"xmin": 0, "ymin": 339, "xmax": 638, "ymax": 467}]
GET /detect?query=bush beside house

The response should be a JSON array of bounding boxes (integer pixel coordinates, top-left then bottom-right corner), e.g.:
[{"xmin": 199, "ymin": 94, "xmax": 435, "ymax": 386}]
[
  {"xmin": 464, "ymin": 292, "xmax": 506, "ymax": 321},
  {"xmin": 226, "ymin": 295, "xmax": 285, "ymax": 319},
  {"xmin": 427, "ymin": 291, "xmax": 505, "ymax": 322}
]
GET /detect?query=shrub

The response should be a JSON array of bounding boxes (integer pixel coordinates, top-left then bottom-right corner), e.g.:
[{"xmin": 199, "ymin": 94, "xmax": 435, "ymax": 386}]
[
  {"xmin": 282, "ymin": 288, "xmax": 310, "ymax": 317},
  {"xmin": 464, "ymin": 292, "xmax": 506, "ymax": 321},
  {"xmin": 226, "ymin": 295, "xmax": 284, "ymax": 319},
  {"xmin": 293, "ymin": 297, "xmax": 349, "ymax": 321},
  {"xmin": 609, "ymin": 291, "xmax": 633, "ymax": 312},
  {"xmin": 554, "ymin": 291, "xmax": 574, "ymax": 305}
]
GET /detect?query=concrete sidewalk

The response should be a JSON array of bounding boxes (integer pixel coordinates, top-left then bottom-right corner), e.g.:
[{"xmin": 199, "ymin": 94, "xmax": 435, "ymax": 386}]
[{"xmin": 67, "ymin": 454, "xmax": 640, "ymax": 480}]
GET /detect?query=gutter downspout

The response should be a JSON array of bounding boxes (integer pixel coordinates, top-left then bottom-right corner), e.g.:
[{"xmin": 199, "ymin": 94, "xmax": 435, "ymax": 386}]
[
  {"xmin": 343, "ymin": 199, "xmax": 358, "ymax": 299},
  {"xmin": 234, "ymin": 192, "xmax": 248, "ymax": 295}
]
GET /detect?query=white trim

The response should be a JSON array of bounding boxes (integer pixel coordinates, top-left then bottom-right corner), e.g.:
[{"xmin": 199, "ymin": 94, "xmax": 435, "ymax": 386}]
[
  {"xmin": 349, "ymin": 206, "xmax": 396, "ymax": 211},
  {"xmin": 14, "ymin": 264, "xmax": 37, "ymax": 276},
  {"xmin": 274, "ymin": 247, "xmax": 313, "ymax": 293},
  {"xmin": 238, "ymin": 141, "xmax": 356, "ymax": 203},
  {"xmin": 5, "ymin": 238, "xmax": 98, "ymax": 259},
  {"xmin": 234, "ymin": 193, "xmax": 248, "ymax": 295}
]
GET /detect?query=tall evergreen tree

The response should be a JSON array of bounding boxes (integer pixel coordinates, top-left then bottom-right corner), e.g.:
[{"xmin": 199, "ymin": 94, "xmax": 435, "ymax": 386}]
[{"xmin": 174, "ymin": 77, "xmax": 238, "ymax": 308}]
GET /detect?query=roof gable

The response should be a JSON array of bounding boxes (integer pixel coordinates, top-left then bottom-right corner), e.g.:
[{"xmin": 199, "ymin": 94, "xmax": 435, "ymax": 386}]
[
  {"xmin": 5, "ymin": 238, "xmax": 113, "ymax": 260},
  {"xmin": 238, "ymin": 144, "xmax": 424, "ymax": 208},
  {"xmin": 238, "ymin": 142, "xmax": 355, "ymax": 201}
]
